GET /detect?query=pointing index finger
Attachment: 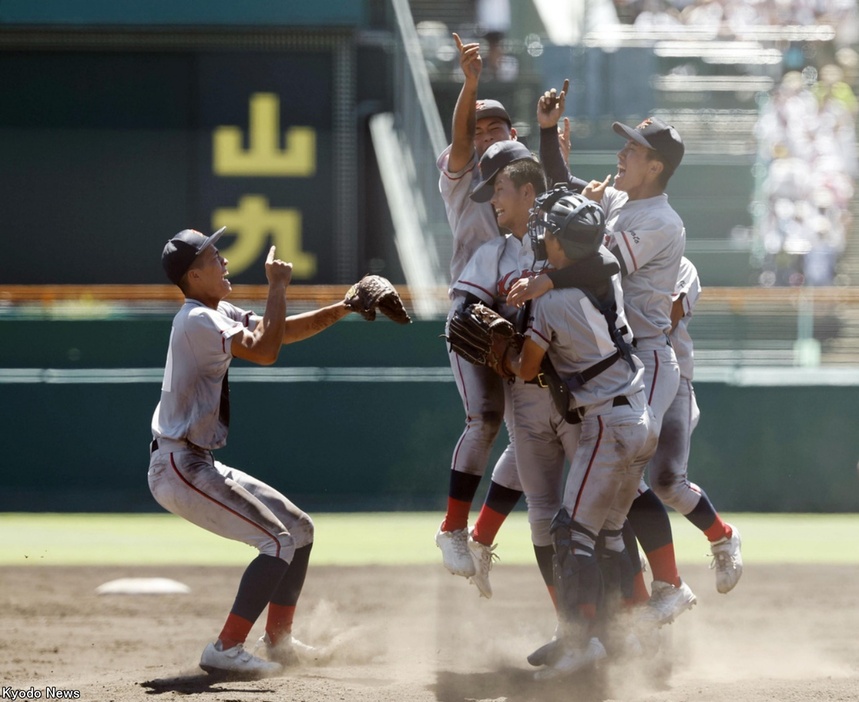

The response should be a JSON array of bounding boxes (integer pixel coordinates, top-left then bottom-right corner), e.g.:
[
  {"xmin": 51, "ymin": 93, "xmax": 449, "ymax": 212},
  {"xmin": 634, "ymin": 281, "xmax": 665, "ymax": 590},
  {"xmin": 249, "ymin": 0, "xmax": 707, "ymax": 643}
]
[{"xmin": 266, "ymin": 246, "xmax": 276, "ymax": 264}]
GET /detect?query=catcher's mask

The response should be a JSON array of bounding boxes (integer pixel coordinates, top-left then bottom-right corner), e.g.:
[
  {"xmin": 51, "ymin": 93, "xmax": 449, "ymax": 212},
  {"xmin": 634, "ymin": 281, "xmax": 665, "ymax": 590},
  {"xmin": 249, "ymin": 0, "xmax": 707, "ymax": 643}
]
[{"xmin": 528, "ymin": 185, "xmax": 605, "ymax": 262}]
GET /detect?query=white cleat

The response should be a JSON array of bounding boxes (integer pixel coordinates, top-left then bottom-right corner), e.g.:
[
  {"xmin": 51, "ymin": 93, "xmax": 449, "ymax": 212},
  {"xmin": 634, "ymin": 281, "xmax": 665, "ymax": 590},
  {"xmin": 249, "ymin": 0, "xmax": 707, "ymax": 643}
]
[
  {"xmin": 199, "ymin": 641, "xmax": 282, "ymax": 678},
  {"xmin": 467, "ymin": 533, "xmax": 498, "ymax": 599},
  {"xmin": 533, "ymin": 637, "xmax": 607, "ymax": 680},
  {"xmin": 639, "ymin": 579, "xmax": 697, "ymax": 626},
  {"xmin": 254, "ymin": 633, "xmax": 317, "ymax": 666},
  {"xmin": 435, "ymin": 525, "xmax": 476, "ymax": 577},
  {"xmin": 710, "ymin": 526, "xmax": 743, "ymax": 594}
]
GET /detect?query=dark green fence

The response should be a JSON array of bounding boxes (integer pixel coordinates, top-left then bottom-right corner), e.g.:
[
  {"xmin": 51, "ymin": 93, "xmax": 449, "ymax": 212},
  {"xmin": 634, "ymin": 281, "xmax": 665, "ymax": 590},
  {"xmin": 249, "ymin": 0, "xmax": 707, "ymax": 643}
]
[{"xmin": 2, "ymin": 317, "xmax": 858, "ymax": 513}]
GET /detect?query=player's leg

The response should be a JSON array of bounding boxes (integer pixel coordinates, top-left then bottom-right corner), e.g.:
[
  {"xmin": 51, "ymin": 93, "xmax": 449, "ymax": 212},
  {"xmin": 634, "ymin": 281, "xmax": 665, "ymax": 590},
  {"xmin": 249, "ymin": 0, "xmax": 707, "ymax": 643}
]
[
  {"xmin": 229, "ymin": 467, "xmax": 319, "ymax": 662},
  {"xmin": 627, "ymin": 346, "xmax": 695, "ymax": 623},
  {"xmin": 436, "ymin": 346, "xmax": 506, "ymax": 577},
  {"xmin": 468, "ymin": 382, "xmax": 524, "ymax": 597},
  {"xmin": 534, "ymin": 403, "xmax": 653, "ymax": 678},
  {"xmin": 512, "ymin": 394, "xmax": 579, "ymax": 667},
  {"xmin": 511, "ymin": 383, "xmax": 571, "ymax": 606},
  {"xmin": 649, "ymin": 379, "xmax": 743, "ymax": 592},
  {"xmin": 148, "ymin": 446, "xmax": 296, "ymax": 676}
]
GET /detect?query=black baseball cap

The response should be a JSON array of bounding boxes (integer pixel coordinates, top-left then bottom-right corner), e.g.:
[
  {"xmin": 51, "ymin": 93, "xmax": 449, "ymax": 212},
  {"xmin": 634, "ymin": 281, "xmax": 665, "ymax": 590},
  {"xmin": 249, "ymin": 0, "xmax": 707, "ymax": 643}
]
[
  {"xmin": 161, "ymin": 227, "xmax": 226, "ymax": 285},
  {"xmin": 470, "ymin": 140, "xmax": 533, "ymax": 203},
  {"xmin": 612, "ymin": 118, "xmax": 684, "ymax": 174},
  {"xmin": 475, "ymin": 98, "xmax": 511, "ymax": 126}
]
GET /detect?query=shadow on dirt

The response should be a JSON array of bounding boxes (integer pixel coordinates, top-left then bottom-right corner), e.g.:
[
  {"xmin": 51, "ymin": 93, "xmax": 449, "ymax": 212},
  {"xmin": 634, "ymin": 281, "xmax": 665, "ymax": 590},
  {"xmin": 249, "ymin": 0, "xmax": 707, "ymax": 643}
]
[
  {"xmin": 140, "ymin": 671, "xmax": 276, "ymax": 695},
  {"xmin": 432, "ymin": 665, "xmax": 608, "ymax": 702}
]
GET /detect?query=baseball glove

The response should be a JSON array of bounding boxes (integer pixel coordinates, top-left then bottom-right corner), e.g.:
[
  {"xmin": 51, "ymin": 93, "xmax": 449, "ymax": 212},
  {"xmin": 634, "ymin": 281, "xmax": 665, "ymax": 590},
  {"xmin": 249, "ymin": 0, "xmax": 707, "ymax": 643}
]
[
  {"xmin": 344, "ymin": 274, "xmax": 411, "ymax": 324},
  {"xmin": 447, "ymin": 303, "xmax": 522, "ymax": 379}
]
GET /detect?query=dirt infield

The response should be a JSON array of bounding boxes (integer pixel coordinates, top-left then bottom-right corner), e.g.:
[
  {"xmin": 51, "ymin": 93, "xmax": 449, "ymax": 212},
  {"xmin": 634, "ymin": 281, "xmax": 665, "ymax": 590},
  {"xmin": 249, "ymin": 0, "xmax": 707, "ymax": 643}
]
[{"xmin": 2, "ymin": 562, "xmax": 858, "ymax": 701}]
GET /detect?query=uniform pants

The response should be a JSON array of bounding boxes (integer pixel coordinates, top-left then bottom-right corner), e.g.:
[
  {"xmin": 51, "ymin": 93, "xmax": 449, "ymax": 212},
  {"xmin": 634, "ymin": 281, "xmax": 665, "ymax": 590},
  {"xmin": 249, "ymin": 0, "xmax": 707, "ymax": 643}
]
[
  {"xmin": 513, "ymin": 383, "xmax": 657, "ymax": 549},
  {"xmin": 148, "ymin": 441, "xmax": 313, "ymax": 564},
  {"xmin": 635, "ymin": 342, "xmax": 680, "ymax": 494},
  {"xmin": 511, "ymin": 381, "xmax": 577, "ymax": 547},
  {"xmin": 446, "ymin": 311, "xmax": 521, "ymax": 491},
  {"xmin": 562, "ymin": 393, "xmax": 658, "ymax": 549},
  {"xmin": 647, "ymin": 376, "xmax": 703, "ymax": 515}
]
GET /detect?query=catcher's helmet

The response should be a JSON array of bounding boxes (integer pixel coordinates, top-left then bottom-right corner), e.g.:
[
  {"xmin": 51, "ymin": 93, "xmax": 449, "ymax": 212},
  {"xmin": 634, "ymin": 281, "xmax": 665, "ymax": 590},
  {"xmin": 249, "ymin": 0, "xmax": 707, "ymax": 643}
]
[{"xmin": 529, "ymin": 186, "xmax": 605, "ymax": 261}]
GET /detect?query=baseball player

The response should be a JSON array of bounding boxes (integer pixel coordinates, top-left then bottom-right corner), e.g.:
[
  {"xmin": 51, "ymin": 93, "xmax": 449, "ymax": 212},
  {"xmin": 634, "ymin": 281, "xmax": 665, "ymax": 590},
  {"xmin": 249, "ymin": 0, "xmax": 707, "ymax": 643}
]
[
  {"xmin": 508, "ymin": 84, "xmax": 696, "ymax": 626},
  {"xmin": 452, "ymin": 153, "xmax": 557, "ymax": 602},
  {"xmin": 435, "ymin": 37, "xmax": 592, "ymax": 596},
  {"xmin": 149, "ymin": 228, "xmax": 365, "ymax": 678},
  {"xmin": 502, "ymin": 189, "xmax": 659, "ymax": 679},
  {"xmin": 651, "ymin": 256, "xmax": 743, "ymax": 593},
  {"xmin": 434, "ymin": 33, "xmax": 549, "ymax": 595}
]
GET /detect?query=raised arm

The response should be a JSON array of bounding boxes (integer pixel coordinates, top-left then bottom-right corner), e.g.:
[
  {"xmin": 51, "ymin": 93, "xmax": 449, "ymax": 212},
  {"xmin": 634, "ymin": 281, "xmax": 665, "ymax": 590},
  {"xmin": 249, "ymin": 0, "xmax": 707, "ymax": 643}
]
[
  {"xmin": 231, "ymin": 246, "xmax": 291, "ymax": 365},
  {"xmin": 537, "ymin": 81, "xmax": 589, "ymax": 192},
  {"xmin": 448, "ymin": 32, "xmax": 482, "ymax": 173}
]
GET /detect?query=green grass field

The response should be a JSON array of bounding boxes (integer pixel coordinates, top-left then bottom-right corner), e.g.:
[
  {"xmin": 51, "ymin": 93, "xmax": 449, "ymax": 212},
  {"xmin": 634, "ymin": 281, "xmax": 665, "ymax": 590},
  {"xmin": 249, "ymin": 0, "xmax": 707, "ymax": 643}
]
[{"xmin": 2, "ymin": 512, "xmax": 858, "ymax": 566}]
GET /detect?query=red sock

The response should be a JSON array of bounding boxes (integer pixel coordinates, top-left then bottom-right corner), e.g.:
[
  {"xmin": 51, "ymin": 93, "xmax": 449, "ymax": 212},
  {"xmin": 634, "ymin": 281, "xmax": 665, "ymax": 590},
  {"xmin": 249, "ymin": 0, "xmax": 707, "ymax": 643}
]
[
  {"xmin": 218, "ymin": 612, "xmax": 254, "ymax": 650},
  {"xmin": 265, "ymin": 603, "xmax": 296, "ymax": 646},
  {"xmin": 441, "ymin": 498, "xmax": 472, "ymax": 532},
  {"xmin": 704, "ymin": 517, "xmax": 732, "ymax": 543},
  {"xmin": 631, "ymin": 569, "xmax": 650, "ymax": 605},
  {"xmin": 471, "ymin": 505, "xmax": 506, "ymax": 545},
  {"xmin": 578, "ymin": 603, "xmax": 597, "ymax": 622},
  {"xmin": 645, "ymin": 543, "xmax": 681, "ymax": 587},
  {"xmin": 546, "ymin": 585, "xmax": 558, "ymax": 612}
]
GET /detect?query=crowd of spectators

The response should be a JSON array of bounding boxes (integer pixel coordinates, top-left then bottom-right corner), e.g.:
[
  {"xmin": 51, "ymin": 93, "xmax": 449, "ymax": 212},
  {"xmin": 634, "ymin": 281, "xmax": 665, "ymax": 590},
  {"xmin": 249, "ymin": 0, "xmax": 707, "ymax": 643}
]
[
  {"xmin": 754, "ymin": 59, "xmax": 858, "ymax": 286},
  {"xmin": 612, "ymin": 0, "xmax": 858, "ymax": 46}
]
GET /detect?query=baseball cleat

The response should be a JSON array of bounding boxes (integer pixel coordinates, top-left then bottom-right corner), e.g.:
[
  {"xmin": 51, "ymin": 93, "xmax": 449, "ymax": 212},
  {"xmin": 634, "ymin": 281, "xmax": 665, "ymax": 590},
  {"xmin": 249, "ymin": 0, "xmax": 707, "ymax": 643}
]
[
  {"xmin": 199, "ymin": 641, "xmax": 282, "ymax": 678},
  {"xmin": 710, "ymin": 525, "xmax": 743, "ymax": 594},
  {"xmin": 639, "ymin": 579, "xmax": 697, "ymax": 626},
  {"xmin": 528, "ymin": 637, "xmax": 564, "ymax": 667},
  {"xmin": 435, "ymin": 525, "xmax": 476, "ymax": 577},
  {"xmin": 254, "ymin": 633, "xmax": 317, "ymax": 666},
  {"xmin": 467, "ymin": 533, "xmax": 497, "ymax": 599},
  {"xmin": 533, "ymin": 636, "xmax": 607, "ymax": 680}
]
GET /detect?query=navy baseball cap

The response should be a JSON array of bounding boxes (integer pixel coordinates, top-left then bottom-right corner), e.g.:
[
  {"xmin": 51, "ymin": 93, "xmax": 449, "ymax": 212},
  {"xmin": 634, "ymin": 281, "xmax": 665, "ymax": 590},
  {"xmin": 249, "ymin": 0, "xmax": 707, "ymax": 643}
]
[
  {"xmin": 470, "ymin": 140, "xmax": 533, "ymax": 203},
  {"xmin": 161, "ymin": 227, "xmax": 226, "ymax": 285},
  {"xmin": 612, "ymin": 117, "xmax": 685, "ymax": 174},
  {"xmin": 475, "ymin": 98, "xmax": 511, "ymax": 126}
]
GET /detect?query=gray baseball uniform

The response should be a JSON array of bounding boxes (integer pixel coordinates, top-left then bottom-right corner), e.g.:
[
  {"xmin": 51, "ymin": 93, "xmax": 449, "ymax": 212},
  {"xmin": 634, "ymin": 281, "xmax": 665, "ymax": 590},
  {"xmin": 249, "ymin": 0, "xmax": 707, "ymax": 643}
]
[
  {"xmin": 600, "ymin": 187, "xmax": 684, "ymax": 430},
  {"xmin": 148, "ymin": 299, "xmax": 313, "ymax": 564},
  {"xmin": 452, "ymin": 232, "xmax": 536, "ymax": 492},
  {"xmin": 438, "ymin": 144, "xmax": 515, "ymax": 483},
  {"xmin": 524, "ymin": 278, "xmax": 658, "ymax": 548},
  {"xmin": 647, "ymin": 256, "xmax": 704, "ymax": 514}
]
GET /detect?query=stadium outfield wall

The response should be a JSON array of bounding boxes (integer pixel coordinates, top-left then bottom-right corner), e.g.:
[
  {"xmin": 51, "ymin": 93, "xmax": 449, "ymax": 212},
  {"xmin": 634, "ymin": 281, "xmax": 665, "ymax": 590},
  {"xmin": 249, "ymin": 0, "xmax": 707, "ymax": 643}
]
[{"xmin": 1, "ymin": 317, "xmax": 858, "ymax": 514}]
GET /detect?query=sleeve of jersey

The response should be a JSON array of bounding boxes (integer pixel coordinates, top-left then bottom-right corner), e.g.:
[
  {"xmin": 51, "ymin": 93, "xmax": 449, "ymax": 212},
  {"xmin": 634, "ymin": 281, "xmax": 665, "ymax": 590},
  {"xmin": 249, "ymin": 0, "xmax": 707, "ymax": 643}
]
[
  {"xmin": 609, "ymin": 224, "xmax": 669, "ymax": 277},
  {"xmin": 438, "ymin": 145, "xmax": 477, "ymax": 184},
  {"xmin": 451, "ymin": 240, "xmax": 500, "ymax": 304},
  {"xmin": 684, "ymin": 272, "xmax": 702, "ymax": 315},
  {"xmin": 218, "ymin": 301, "xmax": 257, "ymax": 330},
  {"xmin": 184, "ymin": 308, "xmax": 245, "ymax": 359},
  {"xmin": 525, "ymin": 297, "xmax": 552, "ymax": 352}
]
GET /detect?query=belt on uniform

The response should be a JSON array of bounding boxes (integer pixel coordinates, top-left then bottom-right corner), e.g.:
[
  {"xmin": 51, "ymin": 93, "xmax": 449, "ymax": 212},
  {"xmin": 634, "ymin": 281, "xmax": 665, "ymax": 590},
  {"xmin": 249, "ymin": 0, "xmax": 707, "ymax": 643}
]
[
  {"xmin": 566, "ymin": 395, "xmax": 631, "ymax": 425},
  {"xmin": 524, "ymin": 372, "xmax": 549, "ymax": 387},
  {"xmin": 150, "ymin": 438, "xmax": 201, "ymax": 454}
]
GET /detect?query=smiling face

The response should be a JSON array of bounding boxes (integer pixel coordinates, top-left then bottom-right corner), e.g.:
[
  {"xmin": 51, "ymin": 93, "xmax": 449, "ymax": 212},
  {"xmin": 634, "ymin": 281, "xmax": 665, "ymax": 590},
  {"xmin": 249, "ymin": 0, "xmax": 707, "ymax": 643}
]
[
  {"xmin": 490, "ymin": 170, "xmax": 534, "ymax": 237},
  {"xmin": 474, "ymin": 117, "xmax": 516, "ymax": 158},
  {"xmin": 614, "ymin": 139, "xmax": 664, "ymax": 200}
]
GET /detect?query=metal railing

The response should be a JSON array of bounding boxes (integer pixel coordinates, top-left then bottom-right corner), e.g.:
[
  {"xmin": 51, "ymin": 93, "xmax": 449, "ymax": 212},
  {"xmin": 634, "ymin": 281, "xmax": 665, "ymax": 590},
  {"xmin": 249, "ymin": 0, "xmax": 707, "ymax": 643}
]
[{"xmin": 366, "ymin": 0, "xmax": 453, "ymax": 317}]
